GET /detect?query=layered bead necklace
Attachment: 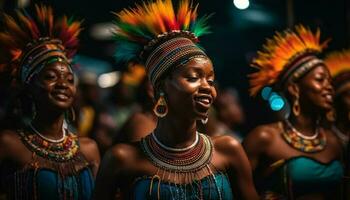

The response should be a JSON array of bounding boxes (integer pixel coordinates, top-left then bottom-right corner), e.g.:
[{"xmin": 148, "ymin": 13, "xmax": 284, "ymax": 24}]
[
  {"xmin": 282, "ymin": 120, "xmax": 327, "ymax": 153},
  {"xmin": 140, "ymin": 132, "xmax": 224, "ymax": 200},
  {"xmin": 142, "ymin": 131, "xmax": 212, "ymax": 173},
  {"xmin": 19, "ymin": 124, "xmax": 79, "ymax": 162}
]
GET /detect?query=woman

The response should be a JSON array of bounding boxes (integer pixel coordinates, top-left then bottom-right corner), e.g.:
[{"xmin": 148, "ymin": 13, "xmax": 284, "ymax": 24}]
[
  {"xmin": 325, "ymin": 50, "xmax": 350, "ymax": 148},
  {"xmin": 0, "ymin": 5, "xmax": 100, "ymax": 199},
  {"xmin": 93, "ymin": 0, "xmax": 258, "ymax": 199},
  {"xmin": 243, "ymin": 25, "xmax": 343, "ymax": 199}
]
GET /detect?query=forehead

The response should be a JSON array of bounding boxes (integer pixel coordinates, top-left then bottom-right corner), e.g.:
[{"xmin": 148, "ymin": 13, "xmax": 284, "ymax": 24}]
[
  {"xmin": 175, "ymin": 57, "xmax": 214, "ymax": 74},
  {"xmin": 306, "ymin": 65, "xmax": 329, "ymax": 76},
  {"xmin": 42, "ymin": 61, "xmax": 72, "ymax": 73}
]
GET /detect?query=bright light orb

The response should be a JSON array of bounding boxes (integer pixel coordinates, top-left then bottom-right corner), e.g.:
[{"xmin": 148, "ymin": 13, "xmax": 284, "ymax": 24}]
[{"xmin": 233, "ymin": 0, "xmax": 250, "ymax": 10}]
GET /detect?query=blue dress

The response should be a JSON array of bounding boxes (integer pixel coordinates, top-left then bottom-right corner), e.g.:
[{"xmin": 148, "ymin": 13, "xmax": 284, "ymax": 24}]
[
  {"xmin": 257, "ymin": 156, "xmax": 343, "ymax": 199},
  {"xmin": 1, "ymin": 152, "xmax": 94, "ymax": 200},
  {"xmin": 132, "ymin": 173, "xmax": 233, "ymax": 200}
]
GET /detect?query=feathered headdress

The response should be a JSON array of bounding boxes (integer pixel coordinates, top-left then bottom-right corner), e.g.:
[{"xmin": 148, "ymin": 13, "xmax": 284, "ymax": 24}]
[
  {"xmin": 0, "ymin": 4, "xmax": 82, "ymax": 86},
  {"xmin": 112, "ymin": 0, "xmax": 211, "ymax": 85},
  {"xmin": 325, "ymin": 50, "xmax": 350, "ymax": 95},
  {"xmin": 249, "ymin": 25, "xmax": 329, "ymax": 96}
]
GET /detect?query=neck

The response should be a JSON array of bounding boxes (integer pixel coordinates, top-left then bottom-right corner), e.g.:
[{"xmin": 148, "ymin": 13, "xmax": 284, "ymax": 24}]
[
  {"xmin": 289, "ymin": 109, "xmax": 318, "ymax": 137},
  {"xmin": 154, "ymin": 115, "xmax": 197, "ymax": 149},
  {"xmin": 31, "ymin": 108, "xmax": 66, "ymax": 139}
]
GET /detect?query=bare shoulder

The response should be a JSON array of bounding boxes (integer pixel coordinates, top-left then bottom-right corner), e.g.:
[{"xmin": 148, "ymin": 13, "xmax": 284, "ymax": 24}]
[
  {"xmin": 0, "ymin": 129, "xmax": 22, "ymax": 157},
  {"xmin": 212, "ymin": 135, "xmax": 243, "ymax": 156},
  {"xmin": 243, "ymin": 122, "xmax": 281, "ymax": 147},
  {"xmin": 107, "ymin": 142, "xmax": 142, "ymax": 171}
]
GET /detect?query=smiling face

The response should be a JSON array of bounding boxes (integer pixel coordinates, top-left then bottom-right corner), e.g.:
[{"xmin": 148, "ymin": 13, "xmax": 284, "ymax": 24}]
[
  {"xmin": 162, "ymin": 57, "xmax": 217, "ymax": 120},
  {"xmin": 297, "ymin": 65, "xmax": 334, "ymax": 111},
  {"xmin": 31, "ymin": 61, "xmax": 76, "ymax": 111}
]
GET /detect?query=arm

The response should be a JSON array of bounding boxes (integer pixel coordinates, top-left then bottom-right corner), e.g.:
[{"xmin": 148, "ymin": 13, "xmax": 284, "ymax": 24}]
[
  {"xmin": 242, "ymin": 126, "xmax": 272, "ymax": 170},
  {"xmin": 79, "ymin": 137, "xmax": 101, "ymax": 177},
  {"xmin": 93, "ymin": 144, "xmax": 134, "ymax": 200},
  {"xmin": 217, "ymin": 136, "xmax": 259, "ymax": 200}
]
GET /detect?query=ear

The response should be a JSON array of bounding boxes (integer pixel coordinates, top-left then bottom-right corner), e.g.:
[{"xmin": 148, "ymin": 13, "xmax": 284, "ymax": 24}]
[{"xmin": 287, "ymin": 82, "xmax": 300, "ymax": 98}]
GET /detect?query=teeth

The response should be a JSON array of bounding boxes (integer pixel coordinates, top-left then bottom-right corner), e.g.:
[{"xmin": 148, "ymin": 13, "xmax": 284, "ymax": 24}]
[
  {"xmin": 56, "ymin": 94, "xmax": 68, "ymax": 100},
  {"xmin": 325, "ymin": 95, "xmax": 332, "ymax": 101},
  {"xmin": 197, "ymin": 97, "xmax": 210, "ymax": 104}
]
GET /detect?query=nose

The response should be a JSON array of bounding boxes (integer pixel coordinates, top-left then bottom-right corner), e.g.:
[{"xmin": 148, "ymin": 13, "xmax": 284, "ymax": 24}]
[
  {"xmin": 56, "ymin": 77, "xmax": 69, "ymax": 89},
  {"xmin": 324, "ymin": 78, "xmax": 334, "ymax": 94}
]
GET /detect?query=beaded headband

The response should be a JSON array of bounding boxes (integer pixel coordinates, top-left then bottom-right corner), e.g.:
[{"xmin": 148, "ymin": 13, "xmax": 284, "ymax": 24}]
[{"xmin": 112, "ymin": 0, "xmax": 211, "ymax": 86}]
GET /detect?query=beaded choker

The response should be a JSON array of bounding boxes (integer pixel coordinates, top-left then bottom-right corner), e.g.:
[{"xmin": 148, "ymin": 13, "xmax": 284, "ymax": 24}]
[
  {"xmin": 18, "ymin": 128, "xmax": 79, "ymax": 162},
  {"xmin": 141, "ymin": 133, "xmax": 213, "ymax": 173},
  {"xmin": 282, "ymin": 120, "xmax": 327, "ymax": 153},
  {"xmin": 151, "ymin": 132, "xmax": 199, "ymax": 152}
]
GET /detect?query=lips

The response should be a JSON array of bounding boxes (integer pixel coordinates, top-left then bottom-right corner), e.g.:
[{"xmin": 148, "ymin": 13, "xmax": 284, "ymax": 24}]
[
  {"xmin": 322, "ymin": 92, "xmax": 333, "ymax": 103},
  {"xmin": 194, "ymin": 95, "xmax": 212, "ymax": 109},
  {"xmin": 52, "ymin": 91, "xmax": 70, "ymax": 101}
]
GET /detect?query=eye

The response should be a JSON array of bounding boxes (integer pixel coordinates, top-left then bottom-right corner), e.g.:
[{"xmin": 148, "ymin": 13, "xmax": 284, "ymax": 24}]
[
  {"xmin": 207, "ymin": 79, "xmax": 214, "ymax": 86},
  {"xmin": 44, "ymin": 72, "xmax": 57, "ymax": 81},
  {"xmin": 187, "ymin": 76, "xmax": 199, "ymax": 82},
  {"xmin": 67, "ymin": 75, "xmax": 74, "ymax": 84}
]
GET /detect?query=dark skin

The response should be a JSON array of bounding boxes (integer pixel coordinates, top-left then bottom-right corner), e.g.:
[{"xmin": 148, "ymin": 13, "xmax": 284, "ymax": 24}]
[
  {"xmin": 243, "ymin": 65, "xmax": 342, "ymax": 199},
  {"xmin": 93, "ymin": 57, "xmax": 259, "ymax": 200},
  {"xmin": 0, "ymin": 61, "xmax": 100, "ymax": 177}
]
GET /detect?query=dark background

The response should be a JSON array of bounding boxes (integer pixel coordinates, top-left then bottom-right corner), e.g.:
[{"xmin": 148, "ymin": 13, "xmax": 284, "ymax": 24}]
[{"xmin": 1, "ymin": 0, "xmax": 349, "ymax": 133}]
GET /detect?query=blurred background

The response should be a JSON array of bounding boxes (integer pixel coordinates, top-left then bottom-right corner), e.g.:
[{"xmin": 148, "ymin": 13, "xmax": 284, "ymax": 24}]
[{"xmin": 0, "ymin": 0, "xmax": 349, "ymax": 153}]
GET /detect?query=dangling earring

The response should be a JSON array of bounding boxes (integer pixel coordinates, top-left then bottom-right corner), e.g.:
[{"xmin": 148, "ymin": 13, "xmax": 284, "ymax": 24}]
[
  {"xmin": 65, "ymin": 107, "xmax": 76, "ymax": 123},
  {"xmin": 326, "ymin": 109, "xmax": 336, "ymax": 122},
  {"xmin": 201, "ymin": 117, "xmax": 208, "ymax": 124},
  {"xmin": 153, "ymin": 92, "xmax": 168, "ymax": 118},
  {"xmin": 348, "ymin": 111, "xmax": 350, "ymax": 121},
  {"xmin": 292, "ymin": 94, "xmax": 300, "ymax": 116}
]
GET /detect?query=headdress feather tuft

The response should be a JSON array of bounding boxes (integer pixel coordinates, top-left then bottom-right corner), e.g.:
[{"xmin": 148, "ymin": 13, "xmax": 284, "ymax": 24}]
[
  {"xmin": 325, "ymin": 50, "xmax": 350, "ymax": 78},
  {"xmin": 0, "ymin": 4, "xmax": 82, "ymax": 86},
  {"xmin": 112, "ymin": 0, "xmax": 210, "ymax": 64},
  {"xmin": 249, "ymin": 25, "xmax": 329, "ymax": 96}
]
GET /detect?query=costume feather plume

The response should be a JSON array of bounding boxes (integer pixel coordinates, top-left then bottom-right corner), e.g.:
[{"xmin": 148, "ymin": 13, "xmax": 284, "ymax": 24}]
[
  {"xmin": 112, "ymin": 0, "xmax": 210, "ymax": 63},
  {"xmin": 0, "ymin": 4, "xmax": 82, "ymax": 84},
  {"xmin": 249, "ymin": 25, "xmax": 329, "ymax": 96}
]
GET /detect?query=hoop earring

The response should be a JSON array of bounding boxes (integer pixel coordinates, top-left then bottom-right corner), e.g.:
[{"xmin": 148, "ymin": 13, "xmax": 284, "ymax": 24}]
[
  {"xmin": 326, "ymin": 109, "xmax": 336, "ymax": 122},
  {"xmin": 292, "ymin": 94, "xmax": 300, "ymax": 116},
  {"xmin": 153, "ymin": 92, "xmax": 168, "ymax": 118},
  {"xmin": 201, "ymin": 117, "xmax": 208, "ymax": 124}
]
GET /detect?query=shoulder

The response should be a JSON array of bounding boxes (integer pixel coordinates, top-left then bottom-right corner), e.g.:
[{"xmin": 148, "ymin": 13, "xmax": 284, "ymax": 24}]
[
  {"xmin": 212, "ymin": 134, "xmax": 243, "ymax": 157},
  {"xmin": 243, "ymin": 122, "xmax": 282, "ymax": 147},
  {"xmin": 0, "ymin": 129, "xmax": 22, "ymax": 157},
  {"xmin": 104, "ymin": 142, "xmax": 142, "ymax": 173},
  {"xmin": 78, "ymin": 137, "xmax": 100, "ymax": 165}
]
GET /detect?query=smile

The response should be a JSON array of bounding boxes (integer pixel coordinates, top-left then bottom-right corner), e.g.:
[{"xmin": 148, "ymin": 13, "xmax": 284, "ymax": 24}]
[
  {"xmin": 52, "ymin": 92, "xmax": 70, "ymax": 101},
  {"xmin": 194, "ymin": 95, "xmax": 212, "ymax": 108}
]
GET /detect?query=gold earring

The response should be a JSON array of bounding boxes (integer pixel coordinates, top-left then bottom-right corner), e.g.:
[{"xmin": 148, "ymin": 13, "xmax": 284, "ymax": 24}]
[
  {"xmin": 292, "ymin": 94, "xmax": 300, "ymax": 116},
  {"xmin": 153, "ymin": 92, "xmax": 168, "ymax": 118},
  {"xmin": 326, "ymin": 109, "xmax": 336, "ymax": 122}
]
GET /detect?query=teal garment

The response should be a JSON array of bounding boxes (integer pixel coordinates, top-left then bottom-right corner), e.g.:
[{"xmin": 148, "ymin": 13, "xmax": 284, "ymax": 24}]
[
  {"xmin": 8, "ymin": 168, "xmax": 94, "ymax": 200},
  {"xmin": 257, "ymin": 156, "xmax": 343, "ymax": 199},
  {"xmin": 133, "ymin": 173, "xmax": 233, "ymax": 200}
]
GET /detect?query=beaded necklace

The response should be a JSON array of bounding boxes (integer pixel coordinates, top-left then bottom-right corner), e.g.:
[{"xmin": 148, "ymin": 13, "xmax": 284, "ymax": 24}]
[
  {"xmin": 151, "ymin": 132, "xmax": 199, "ymax": 152},
  {"xmin": 140, "ymin": 133, "xmax": 223, "ymax": 200},
  {"xmin": 141, "ymin": 133, "xmax": 212, "ymax": 172},
  {"xmin": 282, "ymin": 120, "xmax": 327, "ymax": 153},
  {"xmin": 18, "ymin": 127, "xmax": 79, "ymax": 162}
]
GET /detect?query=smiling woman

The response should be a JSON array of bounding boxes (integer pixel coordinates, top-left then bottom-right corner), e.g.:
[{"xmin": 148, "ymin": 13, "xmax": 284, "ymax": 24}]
[
  {"xmin": 93, "ymin": 0, "xmax": 258, "ymax": 199},
  {"xmin": 0, "ymin": 4, "xmax": 100, "ymax": 200},
  {"xmin": 243, "ymin": 25, "xmax": 343, "ymax": 200}
]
